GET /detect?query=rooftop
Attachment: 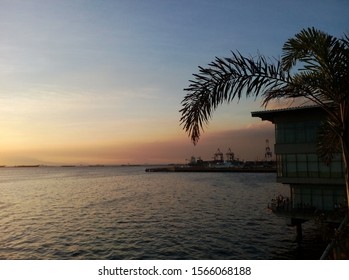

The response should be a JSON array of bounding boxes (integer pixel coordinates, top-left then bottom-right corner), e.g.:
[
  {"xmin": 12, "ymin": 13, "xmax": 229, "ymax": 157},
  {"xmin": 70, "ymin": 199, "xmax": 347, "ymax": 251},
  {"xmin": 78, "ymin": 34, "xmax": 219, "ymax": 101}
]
[{"xmin": 251, "ymin": 105, "xmax": 325, "ymax": 122}]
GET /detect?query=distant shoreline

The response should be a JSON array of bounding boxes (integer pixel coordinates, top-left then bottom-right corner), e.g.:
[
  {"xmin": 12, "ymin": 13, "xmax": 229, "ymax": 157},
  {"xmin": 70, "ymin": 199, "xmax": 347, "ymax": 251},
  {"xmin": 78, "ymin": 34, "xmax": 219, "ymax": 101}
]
[{"xmin": 0, "ymin": 164, "xmax": 161, "ymax": 168}]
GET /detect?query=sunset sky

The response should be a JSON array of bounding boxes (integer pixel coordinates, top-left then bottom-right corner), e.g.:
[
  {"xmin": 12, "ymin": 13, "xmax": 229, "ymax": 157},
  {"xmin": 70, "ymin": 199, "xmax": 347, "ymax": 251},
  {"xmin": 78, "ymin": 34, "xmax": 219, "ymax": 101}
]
[{"xmin": 0, "ymin": 0, "xmax": 348, "ymax": 165}]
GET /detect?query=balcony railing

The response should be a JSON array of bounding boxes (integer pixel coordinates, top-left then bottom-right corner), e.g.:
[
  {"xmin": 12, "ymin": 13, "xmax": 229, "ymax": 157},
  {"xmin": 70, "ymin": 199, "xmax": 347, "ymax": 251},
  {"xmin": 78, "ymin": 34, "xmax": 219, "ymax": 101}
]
[{"xmin": 268, "ymin": 195, "xmax": 347, "ymax": 223}]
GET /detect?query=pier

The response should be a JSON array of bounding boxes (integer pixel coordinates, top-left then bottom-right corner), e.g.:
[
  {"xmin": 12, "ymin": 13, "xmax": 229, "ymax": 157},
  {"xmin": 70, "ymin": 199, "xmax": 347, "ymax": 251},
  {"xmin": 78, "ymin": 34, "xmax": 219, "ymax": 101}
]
[{"xmin": 145, "ymin": 165, "xmax": 276, "ymax": 173}]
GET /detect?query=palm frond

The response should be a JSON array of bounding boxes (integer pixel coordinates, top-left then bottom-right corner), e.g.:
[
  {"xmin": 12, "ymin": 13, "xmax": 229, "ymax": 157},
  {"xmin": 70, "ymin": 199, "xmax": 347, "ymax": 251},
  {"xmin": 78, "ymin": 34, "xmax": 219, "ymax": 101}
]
[
  {"xmin": 317, "ymin": 120, "xmax": 341, "ymax": 164},
  {"xmin": 282, "ymin": 27, "xmax": 349, "ymax": 105},
  {"xmin": 180, "ymin": 52, "xmax": 289, "ymax": 144},
  {"xmin": 180, "ymin": 27, "xmax": 349, "ymax": 151},
  {"xmin": 282, "ymin": 27, "xmax": 335, "ymax": 71}
]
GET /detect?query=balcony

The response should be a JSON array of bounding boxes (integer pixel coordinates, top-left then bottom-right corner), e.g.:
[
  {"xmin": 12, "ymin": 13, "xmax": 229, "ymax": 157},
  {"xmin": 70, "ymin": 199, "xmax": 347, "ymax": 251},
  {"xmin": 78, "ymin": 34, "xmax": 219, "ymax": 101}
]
[{"xmin": 268, "ymin": 195, "xmax": 346, "ymax": 223}]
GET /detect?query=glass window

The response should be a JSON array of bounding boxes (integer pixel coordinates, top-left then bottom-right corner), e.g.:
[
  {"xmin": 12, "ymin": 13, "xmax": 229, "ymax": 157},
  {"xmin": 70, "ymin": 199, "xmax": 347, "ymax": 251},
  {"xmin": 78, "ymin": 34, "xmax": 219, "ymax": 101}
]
[
  {"xmin": 282, "ymin": 155, "xmax": 288, "ymax": 177},
  {"xmin": 305, "ymin": 121, "xmax": 320, "ymax": 143},
  {"xmin": 333, "ymin": 188, "xmax": 346, "ymax": 206},
  {"xmin": 295, "ymin": 123, "xmax": 306, "ymax": 143},
  {"xmin": 286, "ymin": 154, "xmax": 297, "ymax": 177},
  {"xmin": 278, "ymin": 152, "xmax": 343, "ymax": 179},
  {"xmin": 284, "ymin": 123, "xmax": 296, "ymax": 143},
  {"xmin": 319, "ymin": 161, "xmax": 331, "ymax": 178},
  {"xmin": 307, "ymin": 154, "xmax": 318, "ymax": 161},
  {"xmin": 307, "ymin": 154, "xmax": 318, "ymax": 177},
  {"xmin": 331, "ymin": 156, "xmax": 343, "ymax": 178},
  {"xmin": 287, "ymin": 154, "xmax": 296, "ymax": 161},
  {"xmin": 323, "ymin": 189, "xmax": 335, "ymax": 210},
  {"xmin": 275, "ymin": 124, "xmax": 284, "ymax": 143},
  {"xmin": 297, "ymin": 154, "xmax": 307, "ymax": 177},
  {"xmin": 276, "ymin": 121, "xmax": 321, "ymax": 144},
  {"xmin": 276, "ymin": 155, "xmax": 283, "ymax": 177}
]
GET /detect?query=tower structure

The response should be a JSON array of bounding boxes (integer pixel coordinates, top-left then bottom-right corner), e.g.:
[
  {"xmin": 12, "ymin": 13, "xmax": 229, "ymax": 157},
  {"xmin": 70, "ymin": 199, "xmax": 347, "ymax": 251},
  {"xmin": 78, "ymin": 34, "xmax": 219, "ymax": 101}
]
[
  {"xmin": 265, "ymin": 139, "xmax": 273, "ymax": 161},
  {"xmin": 214, "ymin": 148, "xmax": 224, "ymax": 162},
  {"xmin": 226, "ymin": 148, "xmax": 234, "ymax": 162}
]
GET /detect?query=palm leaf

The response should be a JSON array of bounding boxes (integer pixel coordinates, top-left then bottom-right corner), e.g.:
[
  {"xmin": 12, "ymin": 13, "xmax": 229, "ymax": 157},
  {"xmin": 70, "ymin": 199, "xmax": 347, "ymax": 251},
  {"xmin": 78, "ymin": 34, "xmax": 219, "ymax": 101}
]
[
  {"xmin": 317, "ymin": 120, "xmax": 341, "ymax": 164},
  {"xmin": 180, "ymin": 27, "xmax": 349, "ymax": 152},
  {"xmin": 180, "ymin": 52, "xmax": 289, "ymax": 144}
]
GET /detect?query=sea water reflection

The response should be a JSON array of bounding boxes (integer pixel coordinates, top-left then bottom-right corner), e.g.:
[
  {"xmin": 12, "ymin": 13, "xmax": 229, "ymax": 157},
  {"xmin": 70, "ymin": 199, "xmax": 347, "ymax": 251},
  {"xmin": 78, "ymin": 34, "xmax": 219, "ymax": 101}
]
[{"xmin": 0, "ymin": 166, "xmax": 326, "ymax": 259}]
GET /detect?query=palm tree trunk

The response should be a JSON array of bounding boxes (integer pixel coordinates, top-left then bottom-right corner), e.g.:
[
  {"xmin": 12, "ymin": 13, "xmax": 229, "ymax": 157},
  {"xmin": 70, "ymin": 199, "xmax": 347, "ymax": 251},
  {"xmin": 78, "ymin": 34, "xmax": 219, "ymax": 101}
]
[
  {"xmin": 340, "ymin": 103, "xmax": 349, "ymax": 212},
  {"xmin": 341, "ymin": 133, "xmax": 349, "ymax": 212}
]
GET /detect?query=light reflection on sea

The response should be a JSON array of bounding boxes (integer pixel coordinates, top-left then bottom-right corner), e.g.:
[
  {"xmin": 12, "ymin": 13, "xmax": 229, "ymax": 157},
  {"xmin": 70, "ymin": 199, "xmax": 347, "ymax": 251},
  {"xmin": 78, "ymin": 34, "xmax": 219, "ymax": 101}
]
[{"xmin": 0, "ymin": 166, "xmax": 326, "ymax": 259}]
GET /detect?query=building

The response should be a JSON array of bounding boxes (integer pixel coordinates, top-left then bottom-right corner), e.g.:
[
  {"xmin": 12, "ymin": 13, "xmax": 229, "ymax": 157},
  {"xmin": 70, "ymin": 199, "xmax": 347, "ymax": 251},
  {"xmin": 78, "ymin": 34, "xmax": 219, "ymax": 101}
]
[{"xmin": 252, "ymin": 106, "xmax": 346, "ymax": 225}]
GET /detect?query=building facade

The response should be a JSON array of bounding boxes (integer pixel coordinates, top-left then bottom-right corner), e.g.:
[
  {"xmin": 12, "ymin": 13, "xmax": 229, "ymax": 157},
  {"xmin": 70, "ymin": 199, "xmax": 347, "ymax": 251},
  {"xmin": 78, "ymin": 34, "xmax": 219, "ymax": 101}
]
[{"xmin": 252, "ymin": 106, "xmax": 346, "ymax": 213}]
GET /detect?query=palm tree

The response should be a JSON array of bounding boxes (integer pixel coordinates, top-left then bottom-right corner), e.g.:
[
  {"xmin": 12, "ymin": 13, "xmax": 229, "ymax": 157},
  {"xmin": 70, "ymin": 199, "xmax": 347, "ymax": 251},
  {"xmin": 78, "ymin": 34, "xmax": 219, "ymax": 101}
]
[{"xmin": 180, "ymin": 27, "xmax": 349, "ymax": 209}]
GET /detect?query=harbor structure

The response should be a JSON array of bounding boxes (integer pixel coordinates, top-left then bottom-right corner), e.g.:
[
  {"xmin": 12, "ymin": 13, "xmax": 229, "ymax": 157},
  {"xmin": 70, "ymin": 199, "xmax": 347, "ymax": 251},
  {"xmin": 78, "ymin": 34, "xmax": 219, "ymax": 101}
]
[
  {"xmin": 265, "ymin": 139, "xmax": 272, "ymax": 161},
  {"xmin": 226, "ymin": 148, "xmax": 235, "ymax": 162},
  {"xmin": 213, "ymin": 148, "xmax": 224, "ymax": 162},
  {"xmin": 145, "ymin": 147, "xmax": 276, "ymax": 172}
]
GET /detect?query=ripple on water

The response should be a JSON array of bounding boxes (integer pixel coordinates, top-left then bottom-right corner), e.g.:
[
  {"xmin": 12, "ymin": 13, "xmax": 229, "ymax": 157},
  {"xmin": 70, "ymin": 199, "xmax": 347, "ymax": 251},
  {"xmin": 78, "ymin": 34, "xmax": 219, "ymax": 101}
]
[{"xmin": 0, "ymin": 167, "xmax": 325, "ymax": 259}]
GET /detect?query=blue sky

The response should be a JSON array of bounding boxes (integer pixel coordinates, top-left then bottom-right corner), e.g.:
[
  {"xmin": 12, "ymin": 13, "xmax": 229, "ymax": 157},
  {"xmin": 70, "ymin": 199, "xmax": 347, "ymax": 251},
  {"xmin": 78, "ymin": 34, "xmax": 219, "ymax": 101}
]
[{"xmin": 0, "ymin": 0, "xmax": 348, "ymax": 165}]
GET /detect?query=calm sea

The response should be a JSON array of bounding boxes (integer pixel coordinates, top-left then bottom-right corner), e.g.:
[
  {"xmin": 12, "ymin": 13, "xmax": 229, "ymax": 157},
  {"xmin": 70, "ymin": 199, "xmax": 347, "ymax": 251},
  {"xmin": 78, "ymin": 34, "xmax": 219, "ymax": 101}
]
[{"xmin": 0, "ymin": 166, "xmax": 326, "ymax": 260}]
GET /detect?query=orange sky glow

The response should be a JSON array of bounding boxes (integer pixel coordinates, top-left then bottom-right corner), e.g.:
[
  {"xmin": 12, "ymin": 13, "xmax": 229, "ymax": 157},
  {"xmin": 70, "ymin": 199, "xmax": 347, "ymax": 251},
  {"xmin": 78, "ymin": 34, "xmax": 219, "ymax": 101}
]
[{"xmin": 0, "ymin": 1, "xmax": 347, "ymax": 166}]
